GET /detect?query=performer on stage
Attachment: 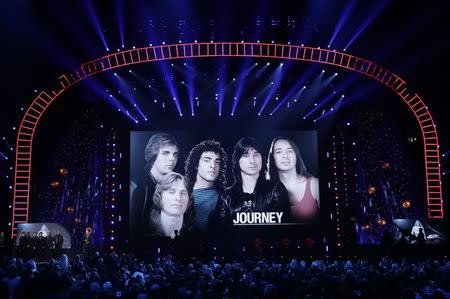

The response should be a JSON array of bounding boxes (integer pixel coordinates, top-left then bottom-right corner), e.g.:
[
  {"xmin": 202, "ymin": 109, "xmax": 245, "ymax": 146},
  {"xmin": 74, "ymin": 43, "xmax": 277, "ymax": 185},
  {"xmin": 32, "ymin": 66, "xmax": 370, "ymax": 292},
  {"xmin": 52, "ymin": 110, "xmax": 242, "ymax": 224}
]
[
  {"xmin": 82, "ymin": 227, "xmax": 92, "ymax": 258},
  {"xmin": 184, "ymin": 139, "xmax": 227, "ymax": 233},
  {"xmin": 267, "ymin": 137, "xmax": 320, "ymax": 223},
  {"xmin": 411, "ymin": 220, "xmax": 426, "ymax": 239}
]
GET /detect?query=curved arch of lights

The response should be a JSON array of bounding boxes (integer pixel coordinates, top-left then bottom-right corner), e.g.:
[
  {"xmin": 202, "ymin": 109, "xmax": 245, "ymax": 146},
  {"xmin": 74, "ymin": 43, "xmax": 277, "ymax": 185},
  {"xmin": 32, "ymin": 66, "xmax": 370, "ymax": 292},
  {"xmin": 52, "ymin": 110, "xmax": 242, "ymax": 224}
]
[{"xmin": 11, "ymin": 42, "xmax": 443, "ymax": 237}]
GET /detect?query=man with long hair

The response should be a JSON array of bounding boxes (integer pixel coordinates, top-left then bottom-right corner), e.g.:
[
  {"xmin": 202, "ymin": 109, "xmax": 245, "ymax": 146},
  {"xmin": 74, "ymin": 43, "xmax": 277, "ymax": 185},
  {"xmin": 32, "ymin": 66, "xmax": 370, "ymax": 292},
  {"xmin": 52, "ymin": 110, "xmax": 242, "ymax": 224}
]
[
  {"xmin": 149, "ymin": 172, "xmax": 192, "ymax": 238},
  {"xmin": 216, "ymin": 137, "xmax": 290, "ymax": 227},
  {"xmin": 184, "ymin": 139, "xmax": 227, "ymax": 232},
  {"xmin": 266, "ymin": 137, "xmax": 319, "ymax": 223}
]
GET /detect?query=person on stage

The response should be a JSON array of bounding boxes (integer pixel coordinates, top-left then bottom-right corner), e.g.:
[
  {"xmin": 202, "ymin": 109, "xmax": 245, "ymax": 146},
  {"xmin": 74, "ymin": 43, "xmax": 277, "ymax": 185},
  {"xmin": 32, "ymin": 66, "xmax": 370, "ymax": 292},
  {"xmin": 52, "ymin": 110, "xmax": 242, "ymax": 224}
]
[
  {"xmin": 149, "ymin": 172, "xmax": 192, "ymax": 238},
  {"xmin": 130, "ymin": 133, "xmax": 179, "ymax": 240},
  {"xmin": 82, "ymin": 227, "xmax": 92, "ymax": 258},
  {"xmin": 411, "ymin": 220, "xmax": 426, "ymax": 239},
  {"xmin": 267, "ymin": 137, "xmax": 320, "ymax": 223},
  {"xmin": 184, "ymin": 139, "xmax": 228, "ymax": 233},
  {"xmin": 216, "ymin": 137, "xmax": 290, "ymax": 226}
]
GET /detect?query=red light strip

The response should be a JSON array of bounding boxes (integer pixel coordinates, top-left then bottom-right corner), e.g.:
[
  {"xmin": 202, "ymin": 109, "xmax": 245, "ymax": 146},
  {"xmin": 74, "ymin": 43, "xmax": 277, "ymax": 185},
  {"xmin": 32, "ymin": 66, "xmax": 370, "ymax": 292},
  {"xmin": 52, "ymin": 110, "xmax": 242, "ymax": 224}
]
[{"xmin": 11, "ymin": 42, "xmax": 444, "ymax": 238}]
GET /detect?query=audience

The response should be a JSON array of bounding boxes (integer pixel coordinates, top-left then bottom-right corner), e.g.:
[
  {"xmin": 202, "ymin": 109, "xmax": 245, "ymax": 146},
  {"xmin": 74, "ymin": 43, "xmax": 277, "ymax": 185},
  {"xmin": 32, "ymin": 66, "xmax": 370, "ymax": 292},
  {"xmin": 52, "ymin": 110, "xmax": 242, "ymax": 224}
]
[{"xmin": 0, "ymin": 251, "xmax": 449, "ymax": 298}]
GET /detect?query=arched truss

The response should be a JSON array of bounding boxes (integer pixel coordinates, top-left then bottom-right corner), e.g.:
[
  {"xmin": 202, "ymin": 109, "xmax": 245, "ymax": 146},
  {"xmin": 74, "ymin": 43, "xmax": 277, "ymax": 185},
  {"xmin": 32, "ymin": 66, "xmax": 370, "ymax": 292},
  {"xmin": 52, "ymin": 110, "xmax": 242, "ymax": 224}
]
[{"xmin": 11, "ymin": 42, "xmax": 443, "ymax": 237}]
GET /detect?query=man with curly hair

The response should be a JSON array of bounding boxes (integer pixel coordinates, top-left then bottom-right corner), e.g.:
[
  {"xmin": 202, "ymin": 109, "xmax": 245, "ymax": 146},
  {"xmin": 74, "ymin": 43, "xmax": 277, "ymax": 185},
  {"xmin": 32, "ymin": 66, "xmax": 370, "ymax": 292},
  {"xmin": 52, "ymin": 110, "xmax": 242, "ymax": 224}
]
[{"xmin": 184, "ymin": 139, "xmax": 227, "ymax": 232}]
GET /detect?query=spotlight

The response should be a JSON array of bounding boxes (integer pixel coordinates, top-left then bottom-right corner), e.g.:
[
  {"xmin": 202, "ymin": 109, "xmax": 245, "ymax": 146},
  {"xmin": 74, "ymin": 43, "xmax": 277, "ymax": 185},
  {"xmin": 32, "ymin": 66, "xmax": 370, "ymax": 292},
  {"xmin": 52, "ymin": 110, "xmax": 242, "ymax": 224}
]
[
  {"xmin": 128, "ymin": 70, "xmax": 132, "ymax": 73},
  {"xmin": 267, "ymin": 62, "xmax": 270, "ymax": 65},
  {"xmin": 171, "ymin": 63, "xmax": 174, "ymax": 66},
  {"xmin": 241, "ymin": 40, "xmax": 244, "ymax": 43},
  {"xmin": 271, "ymin": 40, "xmax": 274, "ymax": 43},
  {"xmin": 217, "ymin": 78, "xmax": 219, "ymax": 81},
  {"xmin": 233, "ymin": 78, "xmax": 236, "ymax": 81},
  {"xmin": 106, "ymin": 48, "xmax": 109, "ymax": 51},
  {"xmin": 194, "ymin": 40, "xmax": 197, "ymax": 43},
  {"xmin": 113, "ymin": 73, "xmax": 117, "ymax": 76},
  {"xmin": 132, "ymin": 46, "xmax": 135, "ymax": 49},
  {"xmin": 334, "ymin": 73, "xmax": 338, "ymax": 76},
  {"xmin": 257, "ymin": 40, "xmax": 260, "ymax": 43},
  {"xmin": 179, "ymin": 40, "xmax": 182, "ymax": 43},
  {"xmin": 162, "ymin": 41, "xmax": 166, "ymax": 45},
  {"xmin": 183, "ymin": 62, "xmax": 187, "ymax": 66},
  {"xmin": 280, "ymin": 63, "xmax": 283, "ymax": 66},
  {"xmin": 255, "ymin": 62, "xmax": 258, "ymax": 65},
  {"xmin": 322, "ymin": 70, "xmax": 325, "ymax": 73},
  {"xmin": 288, "ymin": 41, "xmax": 291, "ymax": 45}
]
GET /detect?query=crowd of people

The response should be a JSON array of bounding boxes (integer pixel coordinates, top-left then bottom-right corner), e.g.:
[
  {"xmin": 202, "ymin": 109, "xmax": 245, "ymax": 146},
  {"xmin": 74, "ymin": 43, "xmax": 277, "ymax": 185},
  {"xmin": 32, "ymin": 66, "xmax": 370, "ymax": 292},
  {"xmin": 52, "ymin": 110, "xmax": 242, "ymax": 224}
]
[
  {"xmin": 16, "ymin": 231, "xmax": 64, "ymax": 259},
  {"xmin": 1, "ymin": 251, "xmax": 449, "ymax": 298}
]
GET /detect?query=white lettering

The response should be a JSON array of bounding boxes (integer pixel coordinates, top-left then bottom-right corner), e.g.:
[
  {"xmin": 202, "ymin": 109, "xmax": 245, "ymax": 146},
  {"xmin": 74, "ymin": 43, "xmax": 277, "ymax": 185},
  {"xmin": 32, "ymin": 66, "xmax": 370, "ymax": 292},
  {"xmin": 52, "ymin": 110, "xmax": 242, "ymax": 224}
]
[{"xmin": 233, "ymin": 212, "xmax": 284, "ymax": 224}]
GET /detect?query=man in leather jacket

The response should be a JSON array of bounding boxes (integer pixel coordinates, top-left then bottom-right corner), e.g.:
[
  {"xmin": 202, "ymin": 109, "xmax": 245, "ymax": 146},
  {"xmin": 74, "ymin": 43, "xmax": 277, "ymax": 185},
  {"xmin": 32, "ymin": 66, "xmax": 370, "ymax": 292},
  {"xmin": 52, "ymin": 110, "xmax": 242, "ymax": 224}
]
[{"xmin": 215, "ymin": 137, "xmax": 290, "ymax": 229}]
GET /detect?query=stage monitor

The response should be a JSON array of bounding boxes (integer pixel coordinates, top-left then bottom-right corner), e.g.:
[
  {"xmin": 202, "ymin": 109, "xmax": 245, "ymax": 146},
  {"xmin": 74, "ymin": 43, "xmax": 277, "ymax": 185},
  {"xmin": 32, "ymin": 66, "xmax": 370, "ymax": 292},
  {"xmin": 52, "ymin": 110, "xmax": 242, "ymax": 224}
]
[{"xmin": 130, "ymin": 130, "xmax": 320, "ymax": 242}]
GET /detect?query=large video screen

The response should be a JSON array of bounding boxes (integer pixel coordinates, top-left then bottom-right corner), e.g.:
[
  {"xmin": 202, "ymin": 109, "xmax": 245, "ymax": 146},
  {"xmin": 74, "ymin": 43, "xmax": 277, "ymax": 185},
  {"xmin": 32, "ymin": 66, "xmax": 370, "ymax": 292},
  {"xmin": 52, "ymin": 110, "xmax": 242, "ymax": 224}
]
[{"xmin": 130, "ymin": 131, "xmax": 319, "ymax": 241}]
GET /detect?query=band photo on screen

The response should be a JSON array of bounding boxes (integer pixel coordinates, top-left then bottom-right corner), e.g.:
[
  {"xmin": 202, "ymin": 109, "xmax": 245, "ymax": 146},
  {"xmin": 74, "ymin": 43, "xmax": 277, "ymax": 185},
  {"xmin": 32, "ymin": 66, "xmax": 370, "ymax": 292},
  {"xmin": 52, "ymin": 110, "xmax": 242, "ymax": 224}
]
[{"xmin": 130, "ymin": 131, "xmax": 319, "ymax": 241}]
